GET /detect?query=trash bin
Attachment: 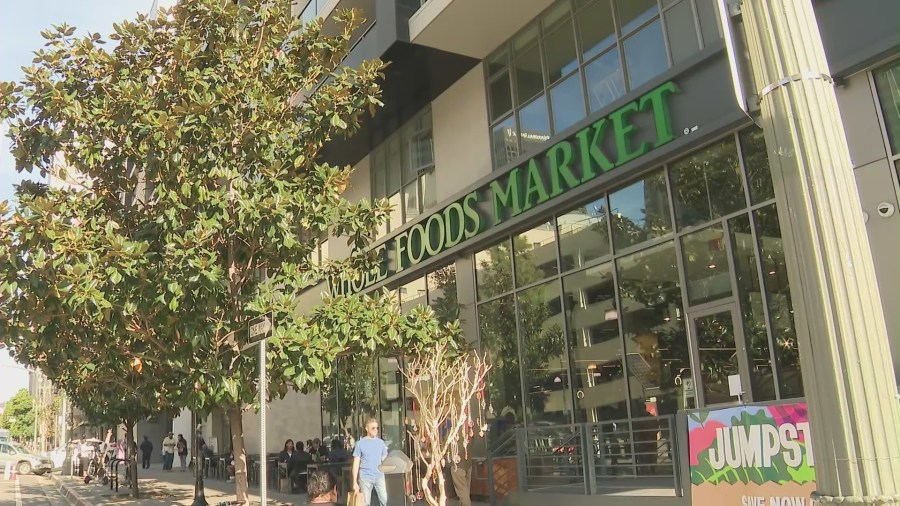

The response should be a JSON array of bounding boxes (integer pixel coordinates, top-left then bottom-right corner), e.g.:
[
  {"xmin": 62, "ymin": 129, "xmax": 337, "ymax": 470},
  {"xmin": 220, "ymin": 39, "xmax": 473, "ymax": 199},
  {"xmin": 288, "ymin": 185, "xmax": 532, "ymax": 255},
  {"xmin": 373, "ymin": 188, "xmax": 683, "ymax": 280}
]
[{"xmin": 378, "ymin": 450, "xmax": 414, "ymax": 506}]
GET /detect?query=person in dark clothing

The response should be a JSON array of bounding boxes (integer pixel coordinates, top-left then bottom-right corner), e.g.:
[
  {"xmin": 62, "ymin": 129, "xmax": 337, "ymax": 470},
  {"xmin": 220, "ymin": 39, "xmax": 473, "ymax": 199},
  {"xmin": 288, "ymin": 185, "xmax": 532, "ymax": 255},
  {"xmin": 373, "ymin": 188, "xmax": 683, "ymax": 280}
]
[
  {"xmin": 292, "ymin": 441, "xmax": 313, "ymax": 491},
  {"xmin": 307, "ymin": 470, "xmax": 339, "ymax": 505},
  {"xmin": 139, "ymin": 436, "xmax": 153, "ymax": 469},
  {"xmin": 327, "ymin": 439, "xmax": 351, "ymax": 463}
]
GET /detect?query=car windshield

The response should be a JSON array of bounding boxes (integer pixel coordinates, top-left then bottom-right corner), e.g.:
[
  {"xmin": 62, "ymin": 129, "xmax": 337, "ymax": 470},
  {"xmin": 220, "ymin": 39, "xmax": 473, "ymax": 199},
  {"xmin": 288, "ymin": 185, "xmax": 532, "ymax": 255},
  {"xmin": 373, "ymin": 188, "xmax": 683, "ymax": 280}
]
[{"xmin": 9, "ymin": 445, "xmax": 26, "ymax": 454}]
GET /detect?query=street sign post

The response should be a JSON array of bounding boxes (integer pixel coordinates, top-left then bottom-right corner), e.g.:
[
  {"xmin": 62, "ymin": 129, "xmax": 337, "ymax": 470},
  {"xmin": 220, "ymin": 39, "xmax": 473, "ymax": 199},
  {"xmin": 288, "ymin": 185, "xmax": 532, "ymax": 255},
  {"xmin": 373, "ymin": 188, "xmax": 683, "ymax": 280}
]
[{"xmin": 248, "ymin": 312, "xmax": 273, "ymax": 505}]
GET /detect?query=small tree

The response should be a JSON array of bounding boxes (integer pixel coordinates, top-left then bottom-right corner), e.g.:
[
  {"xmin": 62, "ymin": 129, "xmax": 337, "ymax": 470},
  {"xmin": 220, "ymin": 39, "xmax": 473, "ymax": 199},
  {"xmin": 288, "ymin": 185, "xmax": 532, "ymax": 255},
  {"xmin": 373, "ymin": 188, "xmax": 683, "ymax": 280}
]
[{"xmin": 402, "ymin": 343, "xmax": 491, "ymax": 506}]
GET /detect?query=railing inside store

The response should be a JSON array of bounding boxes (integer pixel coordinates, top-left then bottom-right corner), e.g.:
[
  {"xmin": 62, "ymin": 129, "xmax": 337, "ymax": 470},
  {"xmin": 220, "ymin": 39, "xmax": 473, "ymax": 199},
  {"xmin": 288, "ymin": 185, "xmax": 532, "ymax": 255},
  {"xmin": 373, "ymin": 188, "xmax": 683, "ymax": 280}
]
[{"xmin": 486, "ymin": 415, "xmax": 681, "ymax": 498}]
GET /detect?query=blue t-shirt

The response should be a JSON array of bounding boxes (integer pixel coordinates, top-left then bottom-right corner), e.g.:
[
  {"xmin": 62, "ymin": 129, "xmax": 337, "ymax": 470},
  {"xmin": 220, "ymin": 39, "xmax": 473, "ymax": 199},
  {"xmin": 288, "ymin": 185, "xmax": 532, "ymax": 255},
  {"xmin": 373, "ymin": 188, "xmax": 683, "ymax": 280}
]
[{"xmin": 353, "ymin": 437, "xmax": 387, "ymax": 481}]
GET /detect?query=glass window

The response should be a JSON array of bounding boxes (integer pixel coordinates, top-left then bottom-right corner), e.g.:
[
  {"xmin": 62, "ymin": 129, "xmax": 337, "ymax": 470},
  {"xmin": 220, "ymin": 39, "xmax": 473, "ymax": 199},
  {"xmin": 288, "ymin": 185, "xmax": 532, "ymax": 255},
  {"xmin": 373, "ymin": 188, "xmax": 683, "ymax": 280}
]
[
  {"xmin": 487, "ymin": 49, "xmax": 509, "ymax": 76},
  {"xmin": 729, "ymin": 214, "xmax": 776, "ymax": 401},
  {"xmin": 563, "ymin": 263, "xmax": 629, "ymax": 423},
  {"xmin": 402, "ymin": 181, "xmax": 421, "ymax": 222},
  {"xmin": 543, "ymin": 20, "xmax": 579, "ymax": 84},
  {"xmin": 680, "ymin": 224, "xmax": 732, "ymax": 305},
  {"xmin": 387, "ymin": 138, "xmax": 401, "ymax": 193},
  {"xmin": 670, "ymin": 136, "xmax": 746, "ymax": 229},
  {"xmin": 427, "ymin": 263, "xmax": 459, "ymax": 324},
  {"xmin": 514, "ymin": 44, "xmax": 544, "ymax": 104},
  {"xmin": 399, "ymin": 276, "xmax": 428, "ymax": 312},
  {"xmin": 696, "ymin": 0, "xmax": 722, "ymax": 47},
  {"xmin": 476, "ymin": 240, "xmax": 513, "ymax": 301},
  {"xmin": 550, "ymin": 72, "xmax": 586, "ymax": 133},
  {"xmin": 410, "ymin": 130, "xmax": 434, "ymax": 173},
  {"xmin": 623, "ymin": 20, "xmax": 668, "ymax": 89},
  {"xmin": 378, "ymin": 357, "xmax": 405, "ymax": 451},
  {"xmin": 664, "ymin": 0, "xmax": 700, "ymax": 65},
  {"xmin": 490, "ymin": 71, "xmax": 514, "ymax": 122},
  {"xmin": 519, "ymin": 95, "xmax": 552, "ymax": 154},
  {"xmin": 558, "ymin": 196, "xmax": 611, "ymax": 271},
  {"xmin": 616, "ymin": 241, "xmax": 690, "ymax": 416},
  {"xmin": 617, "ymin": 0, "xmax": 658, "ymax": 34},
  {"xmin": 694, "ymin": 310, "xmax": 740, "ymax": 405},
  {"xmin": 609, "ymin": 169, "xmax": 672, "ymax": 250},
  {"xmin": 542, "ymin": 0, "xmax": 572, "ymax": 30},
  {"xmin": 873, "ymin": 60, "xmax": 900, "ymax": 155},
  {"xmin": 492, "ymin": 115, "xmax": 519, "ymax": 168},
  {"xmin": 514, "ymin": 222, "xmax": 558, "ymax": 287},
  {"xmin": 479, "ymin": 294, "xmax": 525, "ymax": 439},
  {"xmin": 421, "ymin": 168, "xmax": 437, "ymax": 210},
  {"xmin": 387, "ymin": 192, "xmax": 402, "ymax": 234},
  {"xmin": 518, "ymin": 281, "xmax": 570, "ymax": 424},
  {"xmin": 754, "ymin": 204, "xmax": 803, "ymax": 398},
  {"xmin": 352, "ymin": 356, "xmax": 379, "ymax": 442},
  {"xmin": 372, "ymin": 151, "xmax": 386, "ymax": 199},
  {"xmin": 579, "ymin": 0, "xmax": 617, "ymax": 60},
  {"xmin": 585, "ymin": 48, "xmax": 625, "ymax": 112},
  {"xmin": 739, "ymin": 127, "xmax": 775, "ymax": 204}
]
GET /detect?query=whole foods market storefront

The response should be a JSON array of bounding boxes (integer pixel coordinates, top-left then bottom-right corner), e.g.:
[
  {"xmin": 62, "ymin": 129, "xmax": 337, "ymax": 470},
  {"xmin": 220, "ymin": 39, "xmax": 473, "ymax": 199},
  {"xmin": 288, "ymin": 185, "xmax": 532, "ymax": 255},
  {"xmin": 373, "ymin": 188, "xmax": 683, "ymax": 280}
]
[{"xmin": 321, "ymin": 50, "xmax": 805, "ymax": 502}]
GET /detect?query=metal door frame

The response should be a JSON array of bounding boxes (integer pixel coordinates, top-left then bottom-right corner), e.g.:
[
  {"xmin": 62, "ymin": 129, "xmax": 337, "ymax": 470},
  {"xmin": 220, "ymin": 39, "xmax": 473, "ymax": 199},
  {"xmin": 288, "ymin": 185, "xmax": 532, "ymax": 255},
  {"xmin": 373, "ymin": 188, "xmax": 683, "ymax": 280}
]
[{"xmin": 686, "ymin": 302, "xmax": 753, "ymax": 408}]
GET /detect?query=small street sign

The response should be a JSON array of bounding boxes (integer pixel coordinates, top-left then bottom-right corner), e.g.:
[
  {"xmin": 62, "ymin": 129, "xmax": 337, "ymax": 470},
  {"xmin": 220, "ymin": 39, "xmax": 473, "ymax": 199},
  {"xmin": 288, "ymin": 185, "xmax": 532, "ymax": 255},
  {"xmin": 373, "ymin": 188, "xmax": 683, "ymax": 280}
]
[{"xmin": 246, "ymin": 312, "xmax": 273, "ymax": 345}]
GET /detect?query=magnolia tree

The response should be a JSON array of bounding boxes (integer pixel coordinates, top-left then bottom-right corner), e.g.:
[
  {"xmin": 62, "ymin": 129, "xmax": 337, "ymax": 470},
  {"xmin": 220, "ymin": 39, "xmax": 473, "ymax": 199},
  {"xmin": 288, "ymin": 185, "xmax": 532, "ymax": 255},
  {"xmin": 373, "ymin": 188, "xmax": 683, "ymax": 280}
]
[
  {"xmin": 0, "ymin": 1, "xmax": 457, "ymax": 502},
  {"xmin": 402, "ymin": 343, "xmax": 491, "ymax": 506}
]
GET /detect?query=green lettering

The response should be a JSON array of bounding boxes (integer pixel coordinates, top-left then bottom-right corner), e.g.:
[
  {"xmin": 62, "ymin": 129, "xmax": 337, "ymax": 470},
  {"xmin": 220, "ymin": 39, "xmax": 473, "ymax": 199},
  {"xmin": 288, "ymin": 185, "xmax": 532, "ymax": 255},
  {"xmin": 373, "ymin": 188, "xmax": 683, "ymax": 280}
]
[
  {"xmin": 327, "ymin": 276, "xmax": 339, "ymax": 296},
  {"xmin": 393, "ymin": 232, "xmax": 409, "ymax": 273},
  {"xmin": 463, "ymin": 191, "xmax": 481, "ymax": 239},
  {"xmin": 576, "ymin": 118, "xmax": 615, "ymax": 182},
  {"xmin": 374, "ymin": 244, "xmax": 388, "ymax": 282},
  {"xmin": 547, "ymin": 140, "xmax": 579, "ymax": 197},
  {"xmin": 351, "ymin": 272, "xmax": 365, "ymax": 293},
  {"xmin": 639, "ymin": 81, "xmax": 679, "ymax": 147},
  {"xmin": 610, "ymin": 101, "xmax": 649, "ymax": 166},
  {"xmin": 443, "ymin": 203, "xmax": 466, "ymax": 248},
  {"xmin": 424, "ymin": 213, "xmax": 445, "ymax": 256},
  {"xmin": 522, "ymin": 158, "xmax": 550, "ymax": 211},
  {"xmin": 490, "ymin": 169, "xmax": 522, "ymax": 224},
  {"xmin": 408, "ymin": 224, "xmax": 427, "ymax": 265}
]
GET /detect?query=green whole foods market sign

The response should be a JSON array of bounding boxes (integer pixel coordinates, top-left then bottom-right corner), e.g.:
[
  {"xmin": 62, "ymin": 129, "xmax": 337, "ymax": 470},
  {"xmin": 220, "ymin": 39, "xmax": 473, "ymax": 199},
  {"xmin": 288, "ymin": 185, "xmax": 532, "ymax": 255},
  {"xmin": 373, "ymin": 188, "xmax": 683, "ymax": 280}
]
[{"xmin": 330, "ymin": 81, "xmax": 679, "ymax": 296}]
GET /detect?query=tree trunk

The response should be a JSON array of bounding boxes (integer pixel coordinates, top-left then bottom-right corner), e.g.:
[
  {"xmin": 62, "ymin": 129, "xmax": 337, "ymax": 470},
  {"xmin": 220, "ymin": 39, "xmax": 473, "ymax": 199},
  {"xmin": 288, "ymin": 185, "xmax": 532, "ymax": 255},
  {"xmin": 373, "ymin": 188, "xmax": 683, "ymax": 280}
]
[
  {"xmin": 227, "ymin": 406, "xmax": 250, "ymax": 505},
  {"xmin": 124, "ymin": 421, "xmax": 139, "ymax": 498}
]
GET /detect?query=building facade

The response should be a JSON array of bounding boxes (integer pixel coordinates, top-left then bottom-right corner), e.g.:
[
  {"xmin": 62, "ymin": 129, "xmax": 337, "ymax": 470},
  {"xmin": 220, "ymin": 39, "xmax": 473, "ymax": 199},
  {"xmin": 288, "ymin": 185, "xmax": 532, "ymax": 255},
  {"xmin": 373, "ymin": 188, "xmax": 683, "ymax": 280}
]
[{"xmin": 285, "ymin": 0, "xmax": 900, "ymax": 503}]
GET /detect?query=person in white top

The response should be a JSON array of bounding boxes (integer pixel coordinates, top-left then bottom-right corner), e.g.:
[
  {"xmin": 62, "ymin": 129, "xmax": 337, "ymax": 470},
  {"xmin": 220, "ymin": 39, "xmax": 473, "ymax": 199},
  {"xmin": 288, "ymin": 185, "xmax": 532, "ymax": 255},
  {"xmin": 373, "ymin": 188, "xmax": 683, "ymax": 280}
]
[{"xmin": 161, "ymin": 432, "xmax": 176, "ymax": 471}]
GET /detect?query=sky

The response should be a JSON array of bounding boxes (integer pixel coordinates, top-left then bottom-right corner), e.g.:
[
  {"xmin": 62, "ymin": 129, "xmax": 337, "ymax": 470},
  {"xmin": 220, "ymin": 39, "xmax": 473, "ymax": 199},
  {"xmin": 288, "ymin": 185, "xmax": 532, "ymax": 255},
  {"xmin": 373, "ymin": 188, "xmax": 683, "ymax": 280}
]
[{"xmin": 0, "ymin": 0, "xmax": 149, "ymax": 405}]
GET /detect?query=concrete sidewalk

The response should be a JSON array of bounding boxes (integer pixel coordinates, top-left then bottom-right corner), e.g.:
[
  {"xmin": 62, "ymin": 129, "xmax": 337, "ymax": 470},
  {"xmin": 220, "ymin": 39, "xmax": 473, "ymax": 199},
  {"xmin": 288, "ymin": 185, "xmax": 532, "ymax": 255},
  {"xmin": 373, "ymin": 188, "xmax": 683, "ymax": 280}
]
[{"xmin": 52, "ymin": 463, "xmax": 307, "ymax": 505}]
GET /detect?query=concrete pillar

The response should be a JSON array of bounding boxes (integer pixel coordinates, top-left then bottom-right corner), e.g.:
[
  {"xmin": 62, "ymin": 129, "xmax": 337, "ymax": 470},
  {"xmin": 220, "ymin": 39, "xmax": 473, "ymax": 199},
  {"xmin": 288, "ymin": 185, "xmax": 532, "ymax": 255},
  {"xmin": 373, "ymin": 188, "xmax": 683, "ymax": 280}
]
[{"xmin": 740, "ymin": 0, "xmax": 900, "ymax": 503}]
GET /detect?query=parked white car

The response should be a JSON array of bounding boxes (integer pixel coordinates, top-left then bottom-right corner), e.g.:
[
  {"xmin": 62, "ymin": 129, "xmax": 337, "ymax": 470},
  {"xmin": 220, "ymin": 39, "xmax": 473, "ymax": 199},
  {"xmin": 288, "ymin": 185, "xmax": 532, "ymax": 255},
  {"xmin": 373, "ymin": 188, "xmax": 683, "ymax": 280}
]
[{"xmin": 0, "ymin": 441, "xmax": 52, "ymax": 475}]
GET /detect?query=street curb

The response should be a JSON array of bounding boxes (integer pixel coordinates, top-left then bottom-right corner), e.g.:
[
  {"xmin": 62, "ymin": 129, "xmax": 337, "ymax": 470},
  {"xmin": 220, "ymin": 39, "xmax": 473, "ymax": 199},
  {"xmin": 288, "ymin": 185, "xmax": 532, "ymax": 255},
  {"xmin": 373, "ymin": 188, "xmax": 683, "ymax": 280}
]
[{"xmin": 51, "ymin": 474, "xmax": 95, "ymax": 506}]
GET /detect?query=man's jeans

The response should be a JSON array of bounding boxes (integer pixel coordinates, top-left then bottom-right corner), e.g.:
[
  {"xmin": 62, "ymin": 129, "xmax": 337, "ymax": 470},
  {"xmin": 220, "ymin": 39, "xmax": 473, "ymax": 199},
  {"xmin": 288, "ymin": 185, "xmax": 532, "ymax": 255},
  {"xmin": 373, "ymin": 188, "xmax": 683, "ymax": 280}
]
[{"xmin": 359, "ymin": 475, "xmax": 387, "ymax": 506}]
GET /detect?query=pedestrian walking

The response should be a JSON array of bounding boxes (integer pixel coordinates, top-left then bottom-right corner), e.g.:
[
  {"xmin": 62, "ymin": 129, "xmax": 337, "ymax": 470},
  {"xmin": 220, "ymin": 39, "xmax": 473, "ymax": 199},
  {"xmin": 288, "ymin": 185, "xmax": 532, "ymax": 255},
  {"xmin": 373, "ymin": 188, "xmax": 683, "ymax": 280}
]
[
  {"xmin": 450, "ymin": 439, "xmax": 473, "ymax": 506},
  {"xmin": 177, "ymin": 434, "xmax": 188, "ymax": 471},
  {"xmin": 161, "ymin": 432, "xmax": 176, "ymax": 471},
  {"xmin": 351, "ymin": 418, "xmax": 388, "ymax": 506},
  {"xmin": 139, "ymin": 436, "xmax": 154, "ymax": 469}
]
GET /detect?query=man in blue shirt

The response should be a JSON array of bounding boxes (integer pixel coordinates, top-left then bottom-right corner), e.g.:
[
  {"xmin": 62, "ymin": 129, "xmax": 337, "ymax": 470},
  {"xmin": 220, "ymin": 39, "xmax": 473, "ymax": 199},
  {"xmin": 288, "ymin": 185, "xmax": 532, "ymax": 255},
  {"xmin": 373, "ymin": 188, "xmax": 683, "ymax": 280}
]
[{"xmin": 352, "ymin": 418, "xmax": 388, "ymax": 506}]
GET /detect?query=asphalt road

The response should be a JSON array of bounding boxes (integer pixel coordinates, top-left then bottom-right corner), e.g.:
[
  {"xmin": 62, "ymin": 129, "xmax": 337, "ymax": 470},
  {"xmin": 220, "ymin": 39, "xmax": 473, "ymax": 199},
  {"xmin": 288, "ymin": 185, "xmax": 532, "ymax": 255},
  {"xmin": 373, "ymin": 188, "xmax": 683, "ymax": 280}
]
[{"xmin": 0, "ymin": 473, "xmax": 68, "ymax": 506}]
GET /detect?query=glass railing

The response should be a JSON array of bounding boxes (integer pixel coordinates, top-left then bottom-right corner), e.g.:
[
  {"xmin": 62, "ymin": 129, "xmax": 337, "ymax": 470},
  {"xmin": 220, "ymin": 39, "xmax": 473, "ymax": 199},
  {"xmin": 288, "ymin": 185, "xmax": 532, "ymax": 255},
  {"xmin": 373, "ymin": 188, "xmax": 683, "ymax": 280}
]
[{"xmin": 299, "ymin": 0, "xmax": 329, "ymax": 24}]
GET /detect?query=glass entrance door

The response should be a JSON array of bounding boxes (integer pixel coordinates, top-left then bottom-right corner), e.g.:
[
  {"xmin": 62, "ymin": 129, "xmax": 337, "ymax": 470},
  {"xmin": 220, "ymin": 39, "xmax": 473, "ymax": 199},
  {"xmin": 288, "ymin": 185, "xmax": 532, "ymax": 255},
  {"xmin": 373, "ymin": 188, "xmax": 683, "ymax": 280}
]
[{"xmin": 688, "ymin": 304, "xmax": 750, "ymax": 406}]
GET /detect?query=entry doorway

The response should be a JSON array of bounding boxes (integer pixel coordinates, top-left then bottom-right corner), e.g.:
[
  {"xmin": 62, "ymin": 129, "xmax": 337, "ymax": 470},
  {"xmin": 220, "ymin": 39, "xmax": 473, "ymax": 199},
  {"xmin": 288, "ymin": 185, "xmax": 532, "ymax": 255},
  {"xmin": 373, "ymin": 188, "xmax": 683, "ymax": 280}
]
[{"xmin": 687, "ymin": 302, "xmax": 752, "ymax": 407}]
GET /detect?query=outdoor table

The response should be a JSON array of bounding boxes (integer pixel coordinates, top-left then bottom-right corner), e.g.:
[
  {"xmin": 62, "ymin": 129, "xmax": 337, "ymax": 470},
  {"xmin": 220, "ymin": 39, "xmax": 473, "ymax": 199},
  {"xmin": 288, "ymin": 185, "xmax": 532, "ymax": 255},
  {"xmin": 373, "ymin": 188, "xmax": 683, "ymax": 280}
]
[{"xmin": 218, "ymin": 457, "xmax": 226, "ymax": 480}]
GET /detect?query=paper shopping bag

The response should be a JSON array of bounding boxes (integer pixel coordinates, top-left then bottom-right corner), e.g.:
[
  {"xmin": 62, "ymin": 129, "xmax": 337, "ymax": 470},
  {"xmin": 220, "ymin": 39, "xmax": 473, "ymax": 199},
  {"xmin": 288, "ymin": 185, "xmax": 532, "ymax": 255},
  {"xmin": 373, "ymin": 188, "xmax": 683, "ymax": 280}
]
[{"xmin": 347, "ymin": 490, "xmax": 365, "ymax": 506}]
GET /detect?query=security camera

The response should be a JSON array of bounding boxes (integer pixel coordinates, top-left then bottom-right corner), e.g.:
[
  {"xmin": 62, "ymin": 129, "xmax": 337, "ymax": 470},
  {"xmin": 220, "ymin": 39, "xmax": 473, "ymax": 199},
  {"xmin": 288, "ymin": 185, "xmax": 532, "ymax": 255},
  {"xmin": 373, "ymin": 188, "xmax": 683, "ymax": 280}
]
[{"xmin": 876, "ymin": 202, "xmax": 895, "ymax": 218}]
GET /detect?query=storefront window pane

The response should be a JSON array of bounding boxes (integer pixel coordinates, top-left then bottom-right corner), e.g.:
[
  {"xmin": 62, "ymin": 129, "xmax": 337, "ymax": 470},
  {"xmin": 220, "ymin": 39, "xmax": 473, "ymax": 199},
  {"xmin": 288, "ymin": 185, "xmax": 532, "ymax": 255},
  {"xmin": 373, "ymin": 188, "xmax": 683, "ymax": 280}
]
[
  {"xmin": 479, "ymin": 294, "xmax": 524, "ymax": 443},
  {"xmin": 515, "ymin": 44, "xmax": 544, "ymax": 104},
  {"xmin": 544, "ymin": 20, "xmax": 579, "ymax": 84},
  {"xmin": 617, "ymin": 241, "xmax": 690, "ymax": 416},
  {"xmin": 321, "ymin": 372, "xmax": 340, "ymax": 446},
  {"xmin": 550, "ymin": 72, "xmax": 586, "ymax": 133},
  {"xmin": 558, "ymin": 196, "xmax": 611, "ymax": 271},
  {"xmin": 427, "ymin": 263, "xmax": 459, "ymax": 324},
  {"xmin": 585, "ymin": 48, "xmax": 625, "ymax": 112},
  {"xmin": 664, "ymin": 0, "xmax": 700, "ymax": 65},
  {"xmin": 680, "ymin": 224, "xmax": 732, "ymax": 305},
  {"xmin": 387, "ymin": 191, "xmax": 402, "ymax": 233},
  {"xmin": 874, "ymin": 60, "xmax": 900, "ymax": 155},
  {"xmin": 519, "ymin": 94, "xmax": 552, "ymax": 155},
  {"xmin": 421, "ymin": 168, "xmax": 437, "ymax": 210},
  {"xmin": 490, "ymin": 71, "xmax": 514, "ymax": 122},
  {"xmin": 729, "ymin": 214, "xmax": 776, "ymax": 401},
  {"xmin": 617, "ymin": 0, "xmax": 658, "ymax": 34},
  {"xmin": 696, "ymin": 0, "xmax": 721, "ymax": 47},
  {"xmin": 353, "ymin": 356, "xmax": 379, "ymax": 443},
  {"xmin": 476, "ymin": 240, "xmax": 513, "ymax": 301},
  {"xmin": 518, "ymin": 281, "xmax": 570, "ymax": 424},
  {"xmin": 623, "ymin": 19, "xmax": 668, "ymax": 89},
  {"xmin": 579, "ymin": 0, "xmax": 616, "ymax": 61},
  {"xmin": 610, "ymin": 170, "xmax": 672, "ymax": 250},
  {"xmin": 564, "ymin": 264, "xmax": 628, "ymax": 423},
  {"xmin": 402, "ymin": 181, "xmax": 421, "ymax": 222},
  {"xmin": 378, "ymin": 357, "xmax": 405, "ymax": 451},
  {"xmin": 670, "ymin": 136, "xmax": 745, "ymax": 229},
  {"xmin": 492, "ymin": 115, "xmax": 519, "ymax": 168},
  {"xmin": 514, "ymin": 221, "xmax": 559, "ymax": 287},
  {"xmin": 487, "ymin": 49, "xmax": 509, "ymax": 76},
  {"xmin": 694, "ymin": 310, "xmax": 740, "ymax": 405},
  {"xmin": 739, "ymin": 127, "xmax": 775, "ymax": 204},
  {"xmin": 399, "ymin": 276, "xmax": 427, "ymax": 313},
  {"xmin": 387, "ymin": 138, "xmax": 401, "ymax": 193},
  {"xmin": 755, "ymin": 204, "xmax": 803, "ymax": 398}
]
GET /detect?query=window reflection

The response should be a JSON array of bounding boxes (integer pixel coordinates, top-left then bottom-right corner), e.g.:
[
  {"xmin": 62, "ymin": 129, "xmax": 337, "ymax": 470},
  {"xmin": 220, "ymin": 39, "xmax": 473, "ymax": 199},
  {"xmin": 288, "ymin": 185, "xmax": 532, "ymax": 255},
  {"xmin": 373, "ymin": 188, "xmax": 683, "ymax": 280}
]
[
  {"xmin": 755, "ymin": 204, "xmax": 803, "ymax": 398},
  {"xmin": 476, "ymin": 240, "xmax": 513, "ymax": 301},
  {"xmin": 514, "ymin": 222, "xmax": 558, "ymax": 287},
  {"xmin": 616, "ymin": 0, "xmax": 658, "ymax": 34},
  {"xmin": 564, "ymin": 264, "xmax": 628, "ymax": 423},
  {"xmin": 739, "ymin": 127, "xmax": 775, "ymax": 204},
  {"xmin": 550, "ymin": 73, "xmax": 586, "ymax": 133},
  {"xmin": 558, "ymin": 196, "xmax": 611, "ymax": 271},
  {"xmin": 610, "ymin": 170, "xmax": 672, "ymax": 250},
  {"xmin": 427, "ymin": 263, "xmax": 459, "ymax": 324},
  {"xmin": 492, "ymin": 115, "xmax": 519, "ymax": 168},
  {"xmin": 680, "ymin": 224, "xmax": 732, "ymax": 305},
  {"xmin": 379, "ymin": 357, "xmax": 405, "ymax": 451},
  {"xmin": 694, "ymin": 311, "xmax": 740, "ymax": 405},
  {"xmin": 399, "ymin": 276, "xmax": 427, "ymax": 313},
  {"xmin": 585, "ymin": 49, "xmax": 625, "ymax": 112},
  {"xmin": 617, "ymin": 241, "xmax": 690, "ymax": 417},
  {"xmin": 479, "ymin": 294, "xmax": 524, "ymax": 443},
  {"xmin": 623, "ymin": 20, "xmax": 668, "ymax": 89},
  {"xmin": 670, "ymin": 136, "xmax": 745, "ymax": 229},
  {"xmin": 519, "ymin": 95, "xmax": 552, "ymax": 154},
  {"xmin": 518, "ymin": 281, "xmax": 569, "ymax": 424}
]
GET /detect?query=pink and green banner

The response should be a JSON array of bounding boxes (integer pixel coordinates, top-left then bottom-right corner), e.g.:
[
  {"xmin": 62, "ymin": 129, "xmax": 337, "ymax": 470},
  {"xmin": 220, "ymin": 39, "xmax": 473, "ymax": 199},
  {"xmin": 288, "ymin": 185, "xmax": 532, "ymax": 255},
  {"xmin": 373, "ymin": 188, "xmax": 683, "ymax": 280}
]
[{"xmin": 688, "ymin": 402, "xmax": 815, "ymax": 506}]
